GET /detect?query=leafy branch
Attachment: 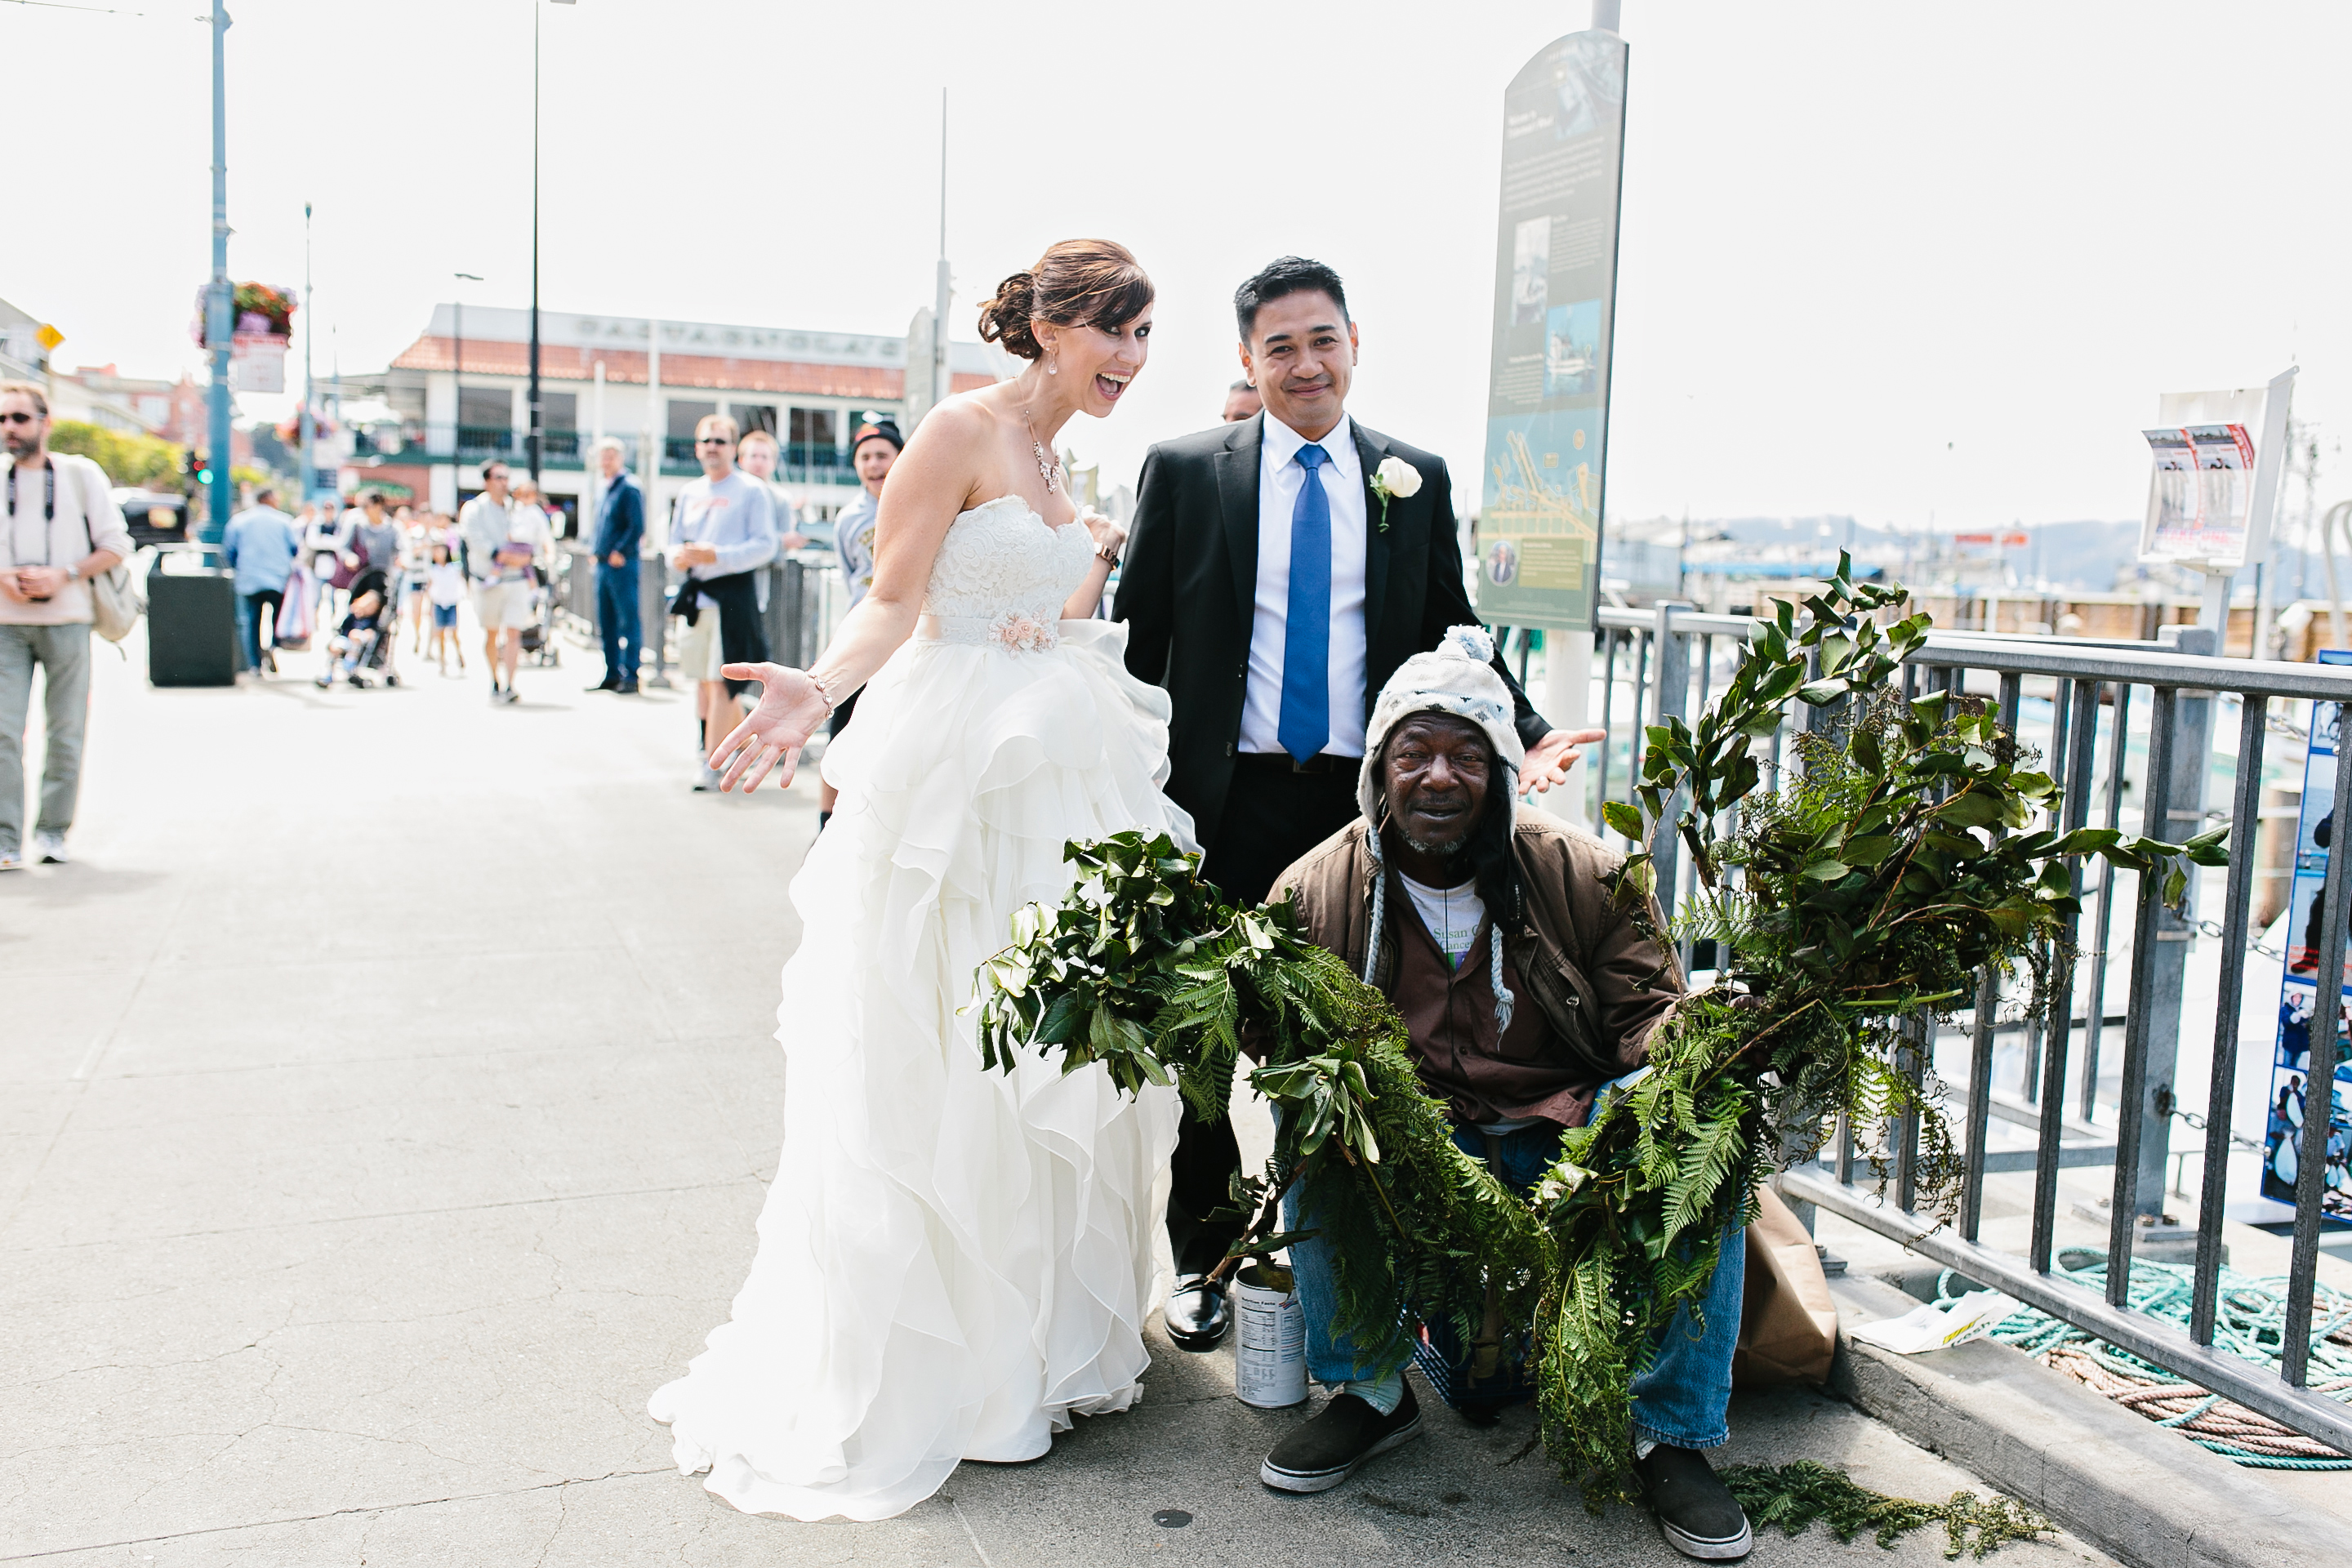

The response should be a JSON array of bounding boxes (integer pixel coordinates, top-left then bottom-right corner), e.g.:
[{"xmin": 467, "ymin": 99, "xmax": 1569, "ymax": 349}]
[{"xmin": 1541, "ymin": 554, "xmax": 2225, "ymax": 1503}]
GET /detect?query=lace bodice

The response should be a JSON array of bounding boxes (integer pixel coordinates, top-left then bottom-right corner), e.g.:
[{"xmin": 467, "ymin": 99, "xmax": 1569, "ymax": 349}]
[{"xmin": 919, "ymin": 497, "xmax": 1094, "ymax": 648}]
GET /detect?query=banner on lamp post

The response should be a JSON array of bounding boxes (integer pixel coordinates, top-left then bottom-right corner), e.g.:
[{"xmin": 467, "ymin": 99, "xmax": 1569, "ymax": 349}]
[{"xmin": 1473, "ymin": 29, "xmax": 1628, "ymax": 633}]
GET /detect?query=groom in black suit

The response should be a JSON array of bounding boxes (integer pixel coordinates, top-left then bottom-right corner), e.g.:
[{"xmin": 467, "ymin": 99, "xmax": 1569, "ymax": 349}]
[{"xmin": 1116, "ymin": 256, "xmax": 1593, "ymax": 1348}]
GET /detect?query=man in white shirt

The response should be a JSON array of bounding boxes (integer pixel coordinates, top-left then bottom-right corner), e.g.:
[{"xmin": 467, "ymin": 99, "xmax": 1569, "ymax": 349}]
[
  {"xmin": 668, "ymin": 415, "xmax": 777, "ymax": 790},
  {"xmin": 0, "ymin": 381, "xmax": 131, "ymax": 870},
  {"xmin": 458, "ymin": 460, "xmax": 551, "ymax": 704}
]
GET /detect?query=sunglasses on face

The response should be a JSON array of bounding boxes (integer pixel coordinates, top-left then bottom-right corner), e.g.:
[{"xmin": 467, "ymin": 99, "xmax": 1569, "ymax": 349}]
[
  {"xmin": 697, "ymin": 436, "xmax": 733, "ymax": 446},
  {"xmin": 0, "ymin": 412, "xmax": 40, "ymax": 425}
]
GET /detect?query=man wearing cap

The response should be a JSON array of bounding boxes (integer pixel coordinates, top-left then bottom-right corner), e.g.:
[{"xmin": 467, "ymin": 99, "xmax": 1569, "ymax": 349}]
[
  {"xmin": 817, "ymin": 420, "xmax": 900, "ymax": 828},
  {"xmin": 1250, "ymin": 627, "xmax": 1753, "ymax": 1562}
]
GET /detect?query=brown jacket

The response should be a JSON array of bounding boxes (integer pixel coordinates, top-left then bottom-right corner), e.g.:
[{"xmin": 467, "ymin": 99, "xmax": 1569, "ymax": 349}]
[{"xmin": 1270, "ymin": 808, "xmax": 1684, "ymax": 1126}]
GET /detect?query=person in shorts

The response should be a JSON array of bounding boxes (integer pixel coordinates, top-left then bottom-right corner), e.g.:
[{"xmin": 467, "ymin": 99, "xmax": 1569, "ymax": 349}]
[
  {"xmin": 425, "ymin": 539, "xmax": 466, "ymax": 675},
  {"xmin": 457, "ymin": 460, "xmax": 550, "ymax": 704}
]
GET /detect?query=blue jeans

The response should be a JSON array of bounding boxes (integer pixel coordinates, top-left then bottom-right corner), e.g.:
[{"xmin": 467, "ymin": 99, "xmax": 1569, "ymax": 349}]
[
  {"xmin": 1286, "ymin": 1110, "xmax": 1744, "ymax": 1450},
  {"xmin": 596, "ymin": 564, "xmax": 640, "ymax": 684},
  {"xmin": 237, "ymin": 589, "xmax": 283, "ymax": 673}
]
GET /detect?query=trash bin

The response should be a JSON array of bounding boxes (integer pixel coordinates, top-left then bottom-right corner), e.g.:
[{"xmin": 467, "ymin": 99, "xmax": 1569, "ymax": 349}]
[{"xmin": 146, "ymin": 548, "xmax": 238, "ymax": 688}]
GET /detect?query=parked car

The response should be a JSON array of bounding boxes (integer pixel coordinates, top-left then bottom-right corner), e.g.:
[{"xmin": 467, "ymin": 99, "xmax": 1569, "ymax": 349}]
[{"xmin": 114, "ymin": 489, "xmax": 189, "ymax": 550}]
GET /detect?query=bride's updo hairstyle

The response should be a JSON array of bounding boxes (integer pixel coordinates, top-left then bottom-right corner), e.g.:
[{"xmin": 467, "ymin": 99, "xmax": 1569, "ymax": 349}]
[{"xmin": 976, "ymin": 239, "xmax": 1153, "ymax": 360}]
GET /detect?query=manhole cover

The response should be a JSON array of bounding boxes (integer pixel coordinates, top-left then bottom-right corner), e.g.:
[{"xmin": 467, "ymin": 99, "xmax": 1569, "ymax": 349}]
[{"xmin": 1152, "ymin": 1509, "xmax": 1192, "ymax": 1528}]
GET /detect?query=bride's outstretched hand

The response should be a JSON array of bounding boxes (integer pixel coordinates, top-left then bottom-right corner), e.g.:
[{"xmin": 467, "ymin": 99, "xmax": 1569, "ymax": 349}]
[{"xmin": 712, "ymin": 662, "xmax": 831, "ymax": 792}]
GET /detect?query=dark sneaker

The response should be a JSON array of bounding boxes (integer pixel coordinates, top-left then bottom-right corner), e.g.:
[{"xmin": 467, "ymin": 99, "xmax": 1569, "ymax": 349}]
[
  {"xmin": 1636, "ymin": 1443, "xmax": 1753, "ymax": 1560},
  {"xmin": 1259, "ymin": 1383, "xmax": 1421, "ymax": 1494}
]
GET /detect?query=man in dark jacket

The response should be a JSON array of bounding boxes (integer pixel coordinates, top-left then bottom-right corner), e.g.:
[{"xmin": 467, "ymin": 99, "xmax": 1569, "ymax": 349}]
[
  {"xmin": 589, "ymin": 437, "xmax": 645, "ymax": 693},
  {"xmin": 1253, "ymin": 628, "xmax": 1753, "ymax": 1562},
  {"xmin": 1115, "ymin": 256, "xmax": 1601, "ymax": 1350}
]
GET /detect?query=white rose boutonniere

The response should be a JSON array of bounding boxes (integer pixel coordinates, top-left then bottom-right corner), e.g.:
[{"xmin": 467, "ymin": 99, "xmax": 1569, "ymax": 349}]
[{"xmin": 1369, "ymin": 455, "xmax": 1422, "ymax": 532}]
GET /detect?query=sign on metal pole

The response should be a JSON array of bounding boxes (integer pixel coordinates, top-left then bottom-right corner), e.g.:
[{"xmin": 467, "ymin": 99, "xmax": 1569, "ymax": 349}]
[
  {"xmin": 2136, "ymin": 368, "xmax": 2297, "ymax": 576},
  {"xmin": 902, "ymin": 306, "xmax": 938, "ymax": 430},
  {"xmin": 1474, "ymin": 29, "xmax": 1628, "ymax": 633}
]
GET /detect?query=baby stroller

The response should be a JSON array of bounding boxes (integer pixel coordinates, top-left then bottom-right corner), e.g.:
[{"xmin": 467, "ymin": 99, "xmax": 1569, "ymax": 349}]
[
  {"xmin": 519, "ymin": 563, "xmax": 562, "ymax": 668},
  {"xmin": 314, "ymin": 568, "xmax": 402, "ymax": 689}
]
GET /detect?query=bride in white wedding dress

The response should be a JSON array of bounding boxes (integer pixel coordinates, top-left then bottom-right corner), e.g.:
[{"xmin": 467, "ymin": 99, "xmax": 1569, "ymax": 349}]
[{"xmin": 648, "ymin": 240, "xmax": 1189, "ymax": 1522}]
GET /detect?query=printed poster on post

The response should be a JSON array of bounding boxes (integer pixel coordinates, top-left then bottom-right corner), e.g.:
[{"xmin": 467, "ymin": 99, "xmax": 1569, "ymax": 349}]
[
  {"xmin": 2265, "ymin": 645, "xmax": 2352, "ymax": 1222},
  {"xmin": 1474, "ymin": 29, "xmax": 1627, "ymax": 632}
]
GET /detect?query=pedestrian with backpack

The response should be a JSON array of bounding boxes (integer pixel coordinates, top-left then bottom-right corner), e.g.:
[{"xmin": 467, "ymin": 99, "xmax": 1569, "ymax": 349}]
[{"xmin": 0, "ymin": 381, "xmax": 134, "ymax": 871}]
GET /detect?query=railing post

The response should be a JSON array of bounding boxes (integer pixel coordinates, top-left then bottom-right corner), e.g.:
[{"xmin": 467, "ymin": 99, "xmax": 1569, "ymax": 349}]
[
  {"xmin": 2136, "ymin": 627, "xmax": 2218, "ymax": 1232},
  {"xmin": 1649, "ymin": 601, "xmax": 1694, "ymax": 921}
]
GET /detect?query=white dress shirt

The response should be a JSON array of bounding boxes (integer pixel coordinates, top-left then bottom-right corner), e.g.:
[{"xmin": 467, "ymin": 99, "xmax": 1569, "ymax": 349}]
[{"xmin": 1240, "ymin": 412, "xmax": 1370, "ymax": 758}]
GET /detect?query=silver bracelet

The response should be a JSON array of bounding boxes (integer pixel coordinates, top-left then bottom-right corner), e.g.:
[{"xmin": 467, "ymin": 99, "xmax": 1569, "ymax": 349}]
[{"xmin": 808, "ymin": 668, "xmax": 844, "ymax": 715}]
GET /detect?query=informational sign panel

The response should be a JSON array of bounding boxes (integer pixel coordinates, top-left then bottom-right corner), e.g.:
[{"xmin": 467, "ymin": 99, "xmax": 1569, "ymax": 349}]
[
  {"xmin": 2136, "ymin": 368, "xmax": 2296, "ymax": 573},
  {"xmin": 2265, "ymin": 644, "xmax": 2352, "ymax": 1222},
  {"xmin": 229, "ymin": 333, "xmax": 286, "ymax": 394},
  {"xmin": 1474, "ymin": 29, "xmax": 1628, "ymax": 632}
]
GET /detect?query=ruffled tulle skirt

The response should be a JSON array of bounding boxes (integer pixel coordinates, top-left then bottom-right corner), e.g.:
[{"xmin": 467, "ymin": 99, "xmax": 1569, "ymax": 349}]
[{"xmin": 648, "ymin": 619, "xmax": 1191, "ymax": 1521}]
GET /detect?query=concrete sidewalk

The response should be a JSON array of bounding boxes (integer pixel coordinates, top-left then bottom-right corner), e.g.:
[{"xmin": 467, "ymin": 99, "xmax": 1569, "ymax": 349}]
[{"xmin": 3, "ymin": 626, "xmax": 2120, "ymax": 1566}]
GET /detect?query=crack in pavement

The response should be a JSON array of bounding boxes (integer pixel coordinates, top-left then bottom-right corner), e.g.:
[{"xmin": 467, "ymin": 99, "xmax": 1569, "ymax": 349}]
[{"xmin": 0, "ymin": 1465, "xmax": 675, "ymax": 1561}]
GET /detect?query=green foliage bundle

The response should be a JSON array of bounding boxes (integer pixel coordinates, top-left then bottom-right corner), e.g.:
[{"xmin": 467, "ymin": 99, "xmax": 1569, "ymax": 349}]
[
  {"xmin": 1722, "ymin": 1461, "xmax": 2053, "ymax": 1558},
  {"xmin": 971, "ymin": 833, "xmax": 1554, "ymax": 1361},
  {"xmin": 969, "ymin": 558, "xmax": 2221, "ymax": 1541},
  {"xmin": 1539, "ymin": 555, "xmax": 2227, "ymax": 1503},
  {"xmin": 47, "ymin": 421, "xmax": 187, "ymax": 494}
]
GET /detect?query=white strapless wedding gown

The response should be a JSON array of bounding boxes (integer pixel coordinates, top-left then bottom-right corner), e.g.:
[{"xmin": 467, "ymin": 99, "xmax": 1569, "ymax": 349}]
[{"xmin": 648, "ymin": 497, "xmax": 1191, "ymax": 1521}]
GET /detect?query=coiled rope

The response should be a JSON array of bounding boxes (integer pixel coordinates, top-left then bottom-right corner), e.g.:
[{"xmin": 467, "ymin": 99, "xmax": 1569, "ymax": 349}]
[{"xmin": 1936, "ymin": 1257, "xmax": 2352, "ymax": 1468}]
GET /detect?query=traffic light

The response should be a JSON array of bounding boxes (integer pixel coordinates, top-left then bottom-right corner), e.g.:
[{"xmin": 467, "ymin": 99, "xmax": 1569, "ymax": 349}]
[{"xmin": 186, "ymin": 449, "xmax": 210, "ymax": 488}]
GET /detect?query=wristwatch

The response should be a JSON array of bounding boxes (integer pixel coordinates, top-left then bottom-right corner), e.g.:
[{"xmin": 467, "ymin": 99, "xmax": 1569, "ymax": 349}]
[
  {"xmin": 1093, "ymin": 539, "xmax": 1120, "ymax": 568},
  {"xmin": 63, "ymin": 563, "xmax": 78, "ymax": 581}
]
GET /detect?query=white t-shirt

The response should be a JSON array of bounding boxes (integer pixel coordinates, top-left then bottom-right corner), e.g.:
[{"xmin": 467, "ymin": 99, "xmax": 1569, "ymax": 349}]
[
  {"xmin": 426, "ymin": 559, "xmax": 466, "ymax": 607},
  {"xmin": 1, "ymin": 453, "xmax": 133, "ymax": 627},
  {"xmin": 1397, "ymin": 871, "xmax": 1485, "ymax": 970},
  {"xmin": 1240, "ymin": 412, "xmax": 1370, "ymax": 759}
]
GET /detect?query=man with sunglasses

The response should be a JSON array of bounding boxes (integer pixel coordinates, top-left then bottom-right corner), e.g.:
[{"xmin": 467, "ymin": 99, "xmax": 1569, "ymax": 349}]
[
  {"xmin": 0, "ymin": 381, "xmax": 131, "ymax": 870},
  {"xmin": 668, "ymin": 413, "xmax": 777, "ymax": 791}
]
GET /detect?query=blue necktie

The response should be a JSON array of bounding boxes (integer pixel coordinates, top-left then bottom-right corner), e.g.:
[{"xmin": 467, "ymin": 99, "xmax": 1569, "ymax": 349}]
[{"xmin": 1279, "ymin": 443, "xmax": 1332, "ymax": 765}]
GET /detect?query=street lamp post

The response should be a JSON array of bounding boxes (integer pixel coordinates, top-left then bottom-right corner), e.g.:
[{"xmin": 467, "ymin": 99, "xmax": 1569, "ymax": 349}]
[
  {"xmin": 453, "ymin": 272, "xmax": 482, "ymax": 507},
  {"xmin": 202, "ymin": 3, "xmax": 234, "ymax": 543},
  {"xmin": 300, "ymin": 201, "xmax": 314, "ymax": 506},
  {"xmin": 528, "ymin": 1, "xmax": 575, "ymax": 499}
]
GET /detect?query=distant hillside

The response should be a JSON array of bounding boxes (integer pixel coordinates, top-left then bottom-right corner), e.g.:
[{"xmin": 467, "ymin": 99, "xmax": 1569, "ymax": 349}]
[{"xmin": 1645, "ymin": 517, "xmax": 2146, "ymax": 593}]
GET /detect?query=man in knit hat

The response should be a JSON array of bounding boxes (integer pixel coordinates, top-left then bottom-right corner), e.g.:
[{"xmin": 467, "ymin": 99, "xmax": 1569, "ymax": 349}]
[{"xmin": 1253, "ymin": 626, "xmax": 1753, "ymax": 1561}]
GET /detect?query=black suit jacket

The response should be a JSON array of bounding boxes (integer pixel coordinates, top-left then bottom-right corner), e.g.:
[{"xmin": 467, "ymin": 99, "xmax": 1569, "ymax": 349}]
[{"xmin": 1115, "ymin": 414, "xmax": 1548, "ymax": 838}]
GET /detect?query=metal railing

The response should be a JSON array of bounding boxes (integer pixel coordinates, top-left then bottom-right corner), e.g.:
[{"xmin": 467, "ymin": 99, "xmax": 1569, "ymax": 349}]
[
  {"xmin": 551, "ymin": 544, "xmax": 844, "ymax": 686},
  {"xmin": 1582, "ymin": 601, "xmax": 2352, "ymax": 1453}
]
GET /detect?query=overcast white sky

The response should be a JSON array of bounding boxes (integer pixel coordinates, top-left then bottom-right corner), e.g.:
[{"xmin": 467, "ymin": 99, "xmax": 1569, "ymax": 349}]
[{"xmin": 8, "ymin": 0, "xmax": 2348, "ymax": 534}]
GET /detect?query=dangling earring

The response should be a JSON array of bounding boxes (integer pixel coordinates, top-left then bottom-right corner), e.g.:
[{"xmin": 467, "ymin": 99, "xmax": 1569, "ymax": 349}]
[{"xmin": 1047, "ymin": 351, "xmax": 1059, "ymax": 376}]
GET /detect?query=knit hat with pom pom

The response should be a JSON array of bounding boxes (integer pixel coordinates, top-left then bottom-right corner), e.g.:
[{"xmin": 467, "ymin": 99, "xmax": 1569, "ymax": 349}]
[{"xmin": 1354, "ymin": 625, "xmax": 1525, "ymax": 826}]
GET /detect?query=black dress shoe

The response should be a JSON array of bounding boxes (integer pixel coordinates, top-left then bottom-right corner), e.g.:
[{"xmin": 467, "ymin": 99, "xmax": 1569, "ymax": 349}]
[
  {"xmin": 614, "ymin": 681, "xmax": 639, "ymax": 694},
  {"xmin": 1636, "ymin": 1443, "xmax": 1753, "ymax": 1560},
  {"xmin": 1259, "ymin": 1383, "xmax": 1421, "ymax": 1494},
  {"xmin": 587, "ymin": 675, "xmax": 621, "ymax": 692},
  {"xmin": 1165, "ymin": 1274, "xmax": 1231, "ymax": 1349}
]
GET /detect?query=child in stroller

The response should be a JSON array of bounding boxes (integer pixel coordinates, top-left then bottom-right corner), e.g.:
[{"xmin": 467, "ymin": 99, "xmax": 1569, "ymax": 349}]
[{"xmin": 314, "ymin": 568, "xmax": 401, "ymax": 689}]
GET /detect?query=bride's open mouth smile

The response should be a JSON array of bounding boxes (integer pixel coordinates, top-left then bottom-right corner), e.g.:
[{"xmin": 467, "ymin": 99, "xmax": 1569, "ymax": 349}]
[{"xmin": 1095, "ymin": 372, "xmax": 1130, "ymax": 403}]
